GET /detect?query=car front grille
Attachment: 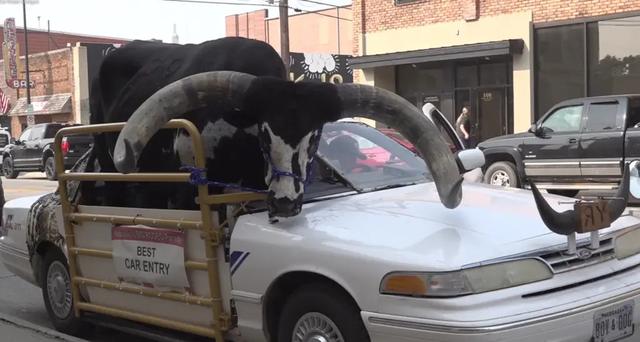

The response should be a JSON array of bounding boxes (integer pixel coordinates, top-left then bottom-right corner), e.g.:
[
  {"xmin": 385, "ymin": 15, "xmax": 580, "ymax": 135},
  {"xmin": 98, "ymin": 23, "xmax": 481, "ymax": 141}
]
[{"xmin": 537, "ymin": 237, "xmax": 615, "ymax": 273}]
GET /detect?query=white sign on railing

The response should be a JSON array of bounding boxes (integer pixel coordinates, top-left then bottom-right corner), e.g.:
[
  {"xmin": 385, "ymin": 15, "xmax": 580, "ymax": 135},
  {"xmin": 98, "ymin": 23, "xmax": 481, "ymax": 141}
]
[{"xmin": 112, "ymin": 225, "xmax": 190, "ymax": 290}]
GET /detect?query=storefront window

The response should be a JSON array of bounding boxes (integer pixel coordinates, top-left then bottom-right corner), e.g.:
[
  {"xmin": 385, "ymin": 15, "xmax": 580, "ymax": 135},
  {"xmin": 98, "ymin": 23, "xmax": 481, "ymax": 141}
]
[
  {"xmin": 456, "ymin": 64, "xmax": 477, "ymax": 88},
  {"xmin": 397, "ymin": 63, "xmax": 453, "ymax": 96},
  {"xmin": 588, "ymin": 16, "xmax": 640, "ymax": 96},
  {"xmin": 480, "ymin": 63, "xmax": 508, "ymax": 86},
  {"xmin": 535, "ymin": 24, "xmax": 585, "ymax": 120}
]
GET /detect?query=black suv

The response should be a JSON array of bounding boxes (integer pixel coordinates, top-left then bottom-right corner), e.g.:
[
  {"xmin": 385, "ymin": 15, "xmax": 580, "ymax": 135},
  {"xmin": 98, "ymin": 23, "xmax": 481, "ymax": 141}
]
[
  {"xmin": 2, "ymin": 123, "xmax": 93, "ymax": 180},
  {"xmin": 478, "ymin": 95, "xmax": 640, "ymax": 197}
]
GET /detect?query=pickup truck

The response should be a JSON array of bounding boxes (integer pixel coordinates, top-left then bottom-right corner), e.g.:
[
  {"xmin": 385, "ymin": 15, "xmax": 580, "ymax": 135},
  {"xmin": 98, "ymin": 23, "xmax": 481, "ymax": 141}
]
[
  {"xmin": 3, "ymin": 119, "xmax": 640, "ymax": 342},
  {"xmin": 478, "ymin": 94, "xmax": 640, "ymax": 197},
  {"xmin": 2, "ymin": 123, "xmax": 93, "ymax": 180}
]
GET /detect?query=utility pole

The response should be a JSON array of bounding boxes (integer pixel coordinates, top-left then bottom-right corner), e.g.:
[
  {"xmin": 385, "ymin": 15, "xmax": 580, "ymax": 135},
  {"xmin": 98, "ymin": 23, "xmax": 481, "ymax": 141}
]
[
  {"xmin": 279, "ymin": 0, "xmax": 290, "ymax": 73},
  {"xmin": 22, "ymin": 0, "xmax": 31, "ymax": 105},
  {"xmin": 336, "ymin": 6, "xmax": 340, "ymax": 54}
]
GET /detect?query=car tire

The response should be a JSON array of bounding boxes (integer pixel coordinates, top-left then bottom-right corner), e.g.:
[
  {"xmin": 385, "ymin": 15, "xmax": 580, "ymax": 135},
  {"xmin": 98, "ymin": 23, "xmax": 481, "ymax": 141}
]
[
  {"xmin": 41, "ymin": 248, "xmax": 90, "ymax": 336},
  {"xmin": 548, "ymin": 189, "xmax": 580, "ymax": 198},
  {"xmin": 44, "ymin": 156, "xmax": 57, "ymax": 181},
  {"xmin": 484, "ymin": 161, "xmax": 519, "ymax": 188},
  {"xmin": 277, "ymin": 283, "xmax": 370, "ymax": 342},
  {"xmin": 0, "ymin": 176, "xmax": 4, "ymax": 219},
  {"xmin": 2, "ymin": 156, "xmax": 19, "ymax": 179}
]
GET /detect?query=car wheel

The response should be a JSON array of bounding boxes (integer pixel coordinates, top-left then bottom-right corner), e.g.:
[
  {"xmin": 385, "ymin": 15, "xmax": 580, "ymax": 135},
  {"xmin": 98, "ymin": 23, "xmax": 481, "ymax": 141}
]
[
  {"xmin": 2, "ymin": 157, "xmax": 19, "ymax": 179},
  {"xmin": 44, "ymin": 156, "xmax": 57, "ymax": 181},
  {"xmin": 41, "ymin": 248, "xmax": 89, "ymax": 336},
  {"xmin": 0, "ymin": 177, "xmax": 4, "ymax": 219},
  {"xmin": 484, "ymin": 162, "xmax": 518, "ymax": 188},
  {"xmin": 277, "ymin": 283, "xmax": 370, "ymax": 342},
  {"xmin": 548, "ymin": 189, "xmax": 580, "ymax": 198},
  {"xmin": 484, "ymin": 161, "xmax": 518, "ymax": 188}
]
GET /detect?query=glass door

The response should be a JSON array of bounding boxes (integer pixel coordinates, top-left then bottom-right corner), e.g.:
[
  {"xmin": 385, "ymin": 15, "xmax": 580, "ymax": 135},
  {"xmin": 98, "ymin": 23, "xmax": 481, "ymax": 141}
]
[{"xmin": 477, "ymin": 87, "xmax": 506, "ymax": 143}]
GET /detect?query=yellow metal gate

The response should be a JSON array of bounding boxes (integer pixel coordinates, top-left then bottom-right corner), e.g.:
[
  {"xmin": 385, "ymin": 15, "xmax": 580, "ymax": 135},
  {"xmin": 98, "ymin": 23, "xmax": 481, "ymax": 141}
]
[{"xmin": 53, "ymin": 119, "xmax": 265, "ymax": 340}]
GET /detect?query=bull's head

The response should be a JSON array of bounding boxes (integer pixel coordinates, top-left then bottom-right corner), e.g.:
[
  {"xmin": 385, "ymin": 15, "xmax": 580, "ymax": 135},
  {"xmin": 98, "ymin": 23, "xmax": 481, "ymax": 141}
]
[{"xmin": 112, "ymin": 71, "xmax": 463, "ymax": 218}]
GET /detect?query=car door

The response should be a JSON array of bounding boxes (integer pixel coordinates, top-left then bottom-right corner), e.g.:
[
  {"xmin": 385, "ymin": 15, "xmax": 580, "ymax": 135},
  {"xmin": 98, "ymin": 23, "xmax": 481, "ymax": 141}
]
[
  {"xmin": 23, "ymin": 124, "xmax": 45, "ymax": 168},
  {"xmin": 579, "ymin": 100, "xmax": 624, "ymax": 180},
  {"xmin": 11, "ymin": 128, "xmax": 31, "ymax": 167},
  {"xmin": 625, "ymin": 98, "xmax": 640, "ymax": 163},
  {"xmin": 522, "ymin": 104, "xmax": 584, "ymax": 182}
]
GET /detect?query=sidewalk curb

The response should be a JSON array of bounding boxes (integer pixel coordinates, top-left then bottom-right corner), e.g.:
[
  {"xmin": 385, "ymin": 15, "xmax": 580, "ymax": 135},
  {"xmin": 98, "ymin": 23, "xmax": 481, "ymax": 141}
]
[{"xmin": 0, "ymin": 312, "xmax": 86, "ymax": 342}]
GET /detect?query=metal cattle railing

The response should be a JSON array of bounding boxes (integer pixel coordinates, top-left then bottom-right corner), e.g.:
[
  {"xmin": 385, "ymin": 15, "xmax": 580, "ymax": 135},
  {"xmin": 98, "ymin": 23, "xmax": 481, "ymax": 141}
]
[{"xmin": 53, "ymin": 119, "xmax": 266, "ymax": 341}]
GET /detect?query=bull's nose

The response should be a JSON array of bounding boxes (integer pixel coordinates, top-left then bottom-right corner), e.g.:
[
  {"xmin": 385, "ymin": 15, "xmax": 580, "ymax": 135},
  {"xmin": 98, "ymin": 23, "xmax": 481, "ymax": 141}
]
[{"xmin": 268, "ymin": 196, "xmax": 302, "ymax": 218}]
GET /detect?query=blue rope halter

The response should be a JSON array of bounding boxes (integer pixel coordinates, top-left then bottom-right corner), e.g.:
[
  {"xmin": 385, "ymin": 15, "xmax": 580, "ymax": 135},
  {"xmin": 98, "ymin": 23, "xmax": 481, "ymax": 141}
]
[{"xmin": 181, "ymin": 150, "xmax": 315, "ymax": 193}]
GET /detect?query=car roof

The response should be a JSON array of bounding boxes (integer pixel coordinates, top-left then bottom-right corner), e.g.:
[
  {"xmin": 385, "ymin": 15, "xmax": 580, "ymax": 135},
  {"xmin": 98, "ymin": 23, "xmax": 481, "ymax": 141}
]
[{"xmin": 555, "ymin": 94, "xmax": 640, "ymax": 107}]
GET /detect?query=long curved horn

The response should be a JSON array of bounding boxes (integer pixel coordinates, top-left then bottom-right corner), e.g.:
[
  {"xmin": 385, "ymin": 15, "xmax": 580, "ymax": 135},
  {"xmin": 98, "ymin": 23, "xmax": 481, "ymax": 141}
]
[
  {"xmin": 335, "ymin": 84, "xmax": 462, "ymax": 209},
  {"xmin": 113, "ymin": 71, "xmax": 256, "ymax": 173},
  {"xmin": 531, "ymin": 166, "xmax": 630, "ymax": 235},
  {"xmin": 608, "ymin": 165, "xmax": 630, "ymax": 220},
  {"xmin": 530, "ymin": 183, "xmax": 578, "ymax": 235}
]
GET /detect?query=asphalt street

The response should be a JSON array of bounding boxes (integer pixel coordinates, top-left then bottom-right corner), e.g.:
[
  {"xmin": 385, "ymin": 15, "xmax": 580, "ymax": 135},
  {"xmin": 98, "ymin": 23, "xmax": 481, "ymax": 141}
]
[{"xmin": 0, "ymin": 173, "xmax": 154, "ymax": 342}]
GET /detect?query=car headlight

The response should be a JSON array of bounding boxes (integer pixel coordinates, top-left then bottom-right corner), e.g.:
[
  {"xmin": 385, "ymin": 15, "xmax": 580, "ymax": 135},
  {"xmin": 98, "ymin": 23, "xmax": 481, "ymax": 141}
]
[
  {"xmin": 615, "ymin": 228, "xmax": 640, "ymax": 259},
  {"xmin": 380, "ymin": 259, "xmax": 552, "ymax": 297}
]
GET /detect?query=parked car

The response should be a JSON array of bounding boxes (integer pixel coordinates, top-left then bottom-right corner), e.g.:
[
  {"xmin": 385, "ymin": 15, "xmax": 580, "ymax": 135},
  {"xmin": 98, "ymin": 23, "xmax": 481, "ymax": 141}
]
[
  {"xmin": 0, "ymin": 127, "xmax": 11, "ymax": 152},
  {"xmin": 478, "ymin": 95, "xmax": 640, "ymax": 197},
  {"xmin": 1, "ymin": 123, "xmax": 93, "ymax": 180},
  {"xmin": 3, "ymin": 120, "xmax": 640, "ymax": 342}
]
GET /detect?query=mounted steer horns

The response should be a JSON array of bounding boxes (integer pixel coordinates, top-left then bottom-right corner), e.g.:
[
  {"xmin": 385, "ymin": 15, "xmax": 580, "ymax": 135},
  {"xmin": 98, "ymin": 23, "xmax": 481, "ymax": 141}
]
[
  {"xmin": 530, "ymin": 166, "xmax": 630, "ymax": 235},
  {"xmin": 112, "ymin": 71, "xmax": 464, "ymax": 217}
]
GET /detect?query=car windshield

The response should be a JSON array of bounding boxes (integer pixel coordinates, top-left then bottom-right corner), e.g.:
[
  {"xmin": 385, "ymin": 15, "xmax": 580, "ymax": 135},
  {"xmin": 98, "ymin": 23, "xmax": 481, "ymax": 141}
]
[
  {"xmin": 44, "ymin": 124, "xmax": 64, "ymax": 139},
  {"xmin": 304, "ymin": 122, "xmax": 430, "ymax": 199}
]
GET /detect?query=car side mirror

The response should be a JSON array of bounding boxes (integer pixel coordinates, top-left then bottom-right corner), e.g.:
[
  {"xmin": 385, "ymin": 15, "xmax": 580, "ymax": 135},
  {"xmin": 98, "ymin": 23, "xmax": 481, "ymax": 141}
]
[
  {"xmin": 456, "ymin": 148, "xmax": 485, "ymax": 173},
  {"xmin": 533, "ymin": 126, "xmax": 552, "ymax": 138},
  {"xmin": 528, "ymin": 124, "xmax": 537, "ymax": 133},
  {"xmin": 9, "ymin": 137, "xmax": 15, "ymax": 144}
]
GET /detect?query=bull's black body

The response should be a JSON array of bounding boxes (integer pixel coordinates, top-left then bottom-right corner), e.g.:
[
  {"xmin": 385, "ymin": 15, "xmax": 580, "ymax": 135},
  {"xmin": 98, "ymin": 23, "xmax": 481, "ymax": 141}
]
[{"xmin": 84, "ymin": 37, "xmax": 287, "ymax": 208}]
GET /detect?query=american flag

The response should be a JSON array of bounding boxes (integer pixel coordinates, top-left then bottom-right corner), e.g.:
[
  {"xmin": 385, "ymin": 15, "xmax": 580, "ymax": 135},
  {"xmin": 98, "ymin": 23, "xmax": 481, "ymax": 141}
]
[{"xmin": 0, "ymin": 89, "xmax": 9, "ymax": 115}]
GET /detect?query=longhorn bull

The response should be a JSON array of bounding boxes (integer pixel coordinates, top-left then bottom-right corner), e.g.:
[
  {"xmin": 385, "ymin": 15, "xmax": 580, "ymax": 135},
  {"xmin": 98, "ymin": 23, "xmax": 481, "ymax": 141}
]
[{"xmin": 83, "ymin": 37, "xmax": 463, "ymax": 218}]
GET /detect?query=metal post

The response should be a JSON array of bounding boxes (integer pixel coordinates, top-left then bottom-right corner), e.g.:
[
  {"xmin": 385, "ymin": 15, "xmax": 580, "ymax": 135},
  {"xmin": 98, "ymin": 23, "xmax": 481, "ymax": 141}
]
[
  {"xmin": 590, "ymin": 231, "xmax": 600, "ymax": 249},
  {"xmin": 567, "ymin": 233, "xmax": 577, "ymax": 255},
  {"xmin": 279, "ymin": 0, "xmax": 290, "ymax": 73},
  {"xmin": 22, "ymin": 0, "xmax": 31, "ymax": 104}
]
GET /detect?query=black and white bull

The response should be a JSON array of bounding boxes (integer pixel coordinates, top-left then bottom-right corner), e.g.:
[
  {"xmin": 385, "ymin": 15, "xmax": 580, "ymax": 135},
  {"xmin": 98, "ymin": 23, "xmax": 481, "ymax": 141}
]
[
  {"xmin": 89, "ymin": 37, "xmax": 464, "ymax": 218},
  {"xmin": 85, "ymin": 37, "xmax": 286, "ymax": 210}
]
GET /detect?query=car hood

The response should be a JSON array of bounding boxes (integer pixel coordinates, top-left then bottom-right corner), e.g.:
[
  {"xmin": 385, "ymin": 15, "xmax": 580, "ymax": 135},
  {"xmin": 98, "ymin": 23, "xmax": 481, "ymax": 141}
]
[
  {"xmin": 478, "ymin": 131, "xmax": 532, "ymax": 149},
  {"xmin": 257, "ymin": 182, "xmax": 640, "ymax": 271}
]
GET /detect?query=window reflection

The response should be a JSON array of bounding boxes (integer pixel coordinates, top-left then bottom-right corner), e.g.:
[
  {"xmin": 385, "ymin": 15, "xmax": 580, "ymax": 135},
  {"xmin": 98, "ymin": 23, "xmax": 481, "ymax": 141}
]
[
  {"xmin": 588, "ymin": 16, "xmax": 640, "ymax": 96},
  {"xmin": 535, "ymin": 24, "xmax": 585, "ymax": 119}
]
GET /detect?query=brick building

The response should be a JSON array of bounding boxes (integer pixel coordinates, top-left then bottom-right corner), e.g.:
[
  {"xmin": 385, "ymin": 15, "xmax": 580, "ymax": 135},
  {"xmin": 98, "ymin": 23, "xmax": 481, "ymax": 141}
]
[
  {"xmin": 225, "ymin": 7, "xmax": 352, "ymax": 55},
  {"xmin": 350, "ymin": 0, "xmax": 640, "ymax": 145},
  {"xmin": 0, "ymin": 25, "xmax": 129, "ymax": 55},
  {"xmin": 0, "ymin": 25, "xmax": 129, "ymax": 137},
  {"xmin": 226, "ymin": 8, "xmax": 355, "ymax": 86}
]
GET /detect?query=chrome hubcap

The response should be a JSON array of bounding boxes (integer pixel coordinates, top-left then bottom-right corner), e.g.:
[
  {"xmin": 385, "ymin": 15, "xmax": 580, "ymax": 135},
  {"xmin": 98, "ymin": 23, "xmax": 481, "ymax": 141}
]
[
  {"xmin": 292, "ymin": 312, "xmax": 344, "ymax": 342},
  {"xmin": 46, "ymin": 261, "xmax": 72, "ymax": 319},
  {"xmin": 490, "ymin": 170, "xmax": 511, "ymax": 187}
]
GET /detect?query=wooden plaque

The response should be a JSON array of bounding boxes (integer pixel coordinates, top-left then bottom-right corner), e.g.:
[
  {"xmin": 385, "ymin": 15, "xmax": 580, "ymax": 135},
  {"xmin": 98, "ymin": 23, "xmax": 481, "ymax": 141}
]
[{"xmin": 574, "ymin": 200, "xmax": 611, "ymax": 233}]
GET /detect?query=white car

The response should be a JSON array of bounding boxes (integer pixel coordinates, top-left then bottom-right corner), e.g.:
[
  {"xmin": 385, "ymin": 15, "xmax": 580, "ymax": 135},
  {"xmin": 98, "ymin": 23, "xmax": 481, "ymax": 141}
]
[{"xmin": 1, "ymin": 121, "xmax": 640, "ymax": 342}]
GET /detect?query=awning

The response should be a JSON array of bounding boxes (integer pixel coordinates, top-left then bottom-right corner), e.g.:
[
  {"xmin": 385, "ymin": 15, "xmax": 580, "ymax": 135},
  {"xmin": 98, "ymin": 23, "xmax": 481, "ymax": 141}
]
[
  {"xmin": 349, "ymin": 39, "xmax": 525, "ymax": 69},
  {"xmin": 8, "ymin": 93, "xmax": 72, "ymax": 116}
]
